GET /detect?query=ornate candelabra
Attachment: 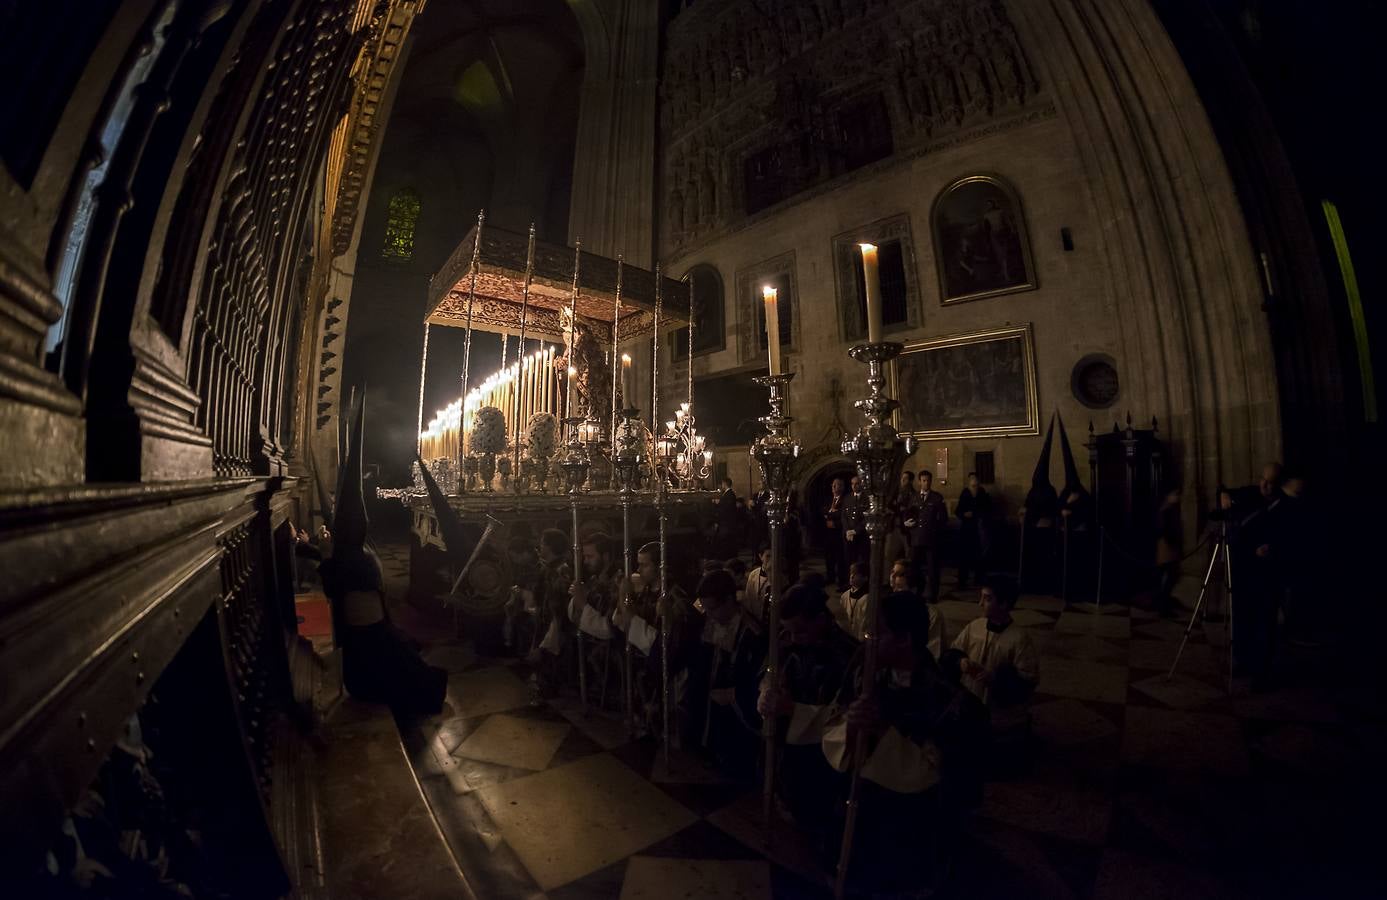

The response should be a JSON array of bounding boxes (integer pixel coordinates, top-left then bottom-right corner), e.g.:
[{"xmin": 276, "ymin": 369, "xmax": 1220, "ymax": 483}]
[
  {"xmin": 834, "ymin": 341, "xmax": 917, "ymax": 900},
  {"xmin": 751, "ymin": 372, "xmax": 799, "ymax": 829},
  {"xmin": 579, "ymin": 415, "xmax": 607, "ymax": 490},
  {"xmin": 658, "ymin": 401, "xmax": 713, "ymax": 489},
  {"xmin": 478, "ymin": 452, "xmax": 497, "ymax": 492}
]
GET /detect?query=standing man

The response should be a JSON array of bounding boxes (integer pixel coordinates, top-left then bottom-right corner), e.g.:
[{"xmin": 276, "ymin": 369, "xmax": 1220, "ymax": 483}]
[
  {"xmin": 743, "ymin": 543, "xmax": 774, "ymax": 623},
  {"xmin": 886, "ymin": 471, "xmax": 915, "ymax": 567},
  {"xmin": 906, "ymin": 470, "xmax": 948, "ymax": 602},
  {"xmin": 823, "ymin": 477, "xmax": 849, "ymax": 590},
  {"xmin": 713, "ymin": 477, "xmax": 740, "ymax": 559},
  {"xmin": 844, "ymin": 474, "xmax": 868, "ymax": 571},
  {"xmin": 1223, "ymin": 462, "xmax": 1285, "ymax": 688},
  {"xmin": 955, "ymin": 473, "xmax": 991, "ymax": 589}
]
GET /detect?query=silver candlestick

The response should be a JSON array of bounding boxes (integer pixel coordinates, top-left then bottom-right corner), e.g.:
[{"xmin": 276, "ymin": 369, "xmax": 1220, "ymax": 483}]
[
  {"xmin": 751, "ymin": 372, "xmax": 799, "ymax": 832},
  {"xmin": 834, "ymin": 341, "xmax": 917, "ymax": 899}
]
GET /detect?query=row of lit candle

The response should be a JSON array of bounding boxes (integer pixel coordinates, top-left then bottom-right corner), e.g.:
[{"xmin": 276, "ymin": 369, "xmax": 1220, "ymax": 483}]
[
  {"xmin": 420, "ymin": 345, "xmax": 562, "ymax": 458},
  {"xmin": 760, "ymin": 242, "xmax": 882, "ymax": 376}
]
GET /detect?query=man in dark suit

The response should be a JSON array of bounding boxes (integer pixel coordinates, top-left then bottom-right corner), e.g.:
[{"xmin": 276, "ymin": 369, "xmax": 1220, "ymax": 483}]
[
  {"xmin": 843, "ymin": 474, "xmax": 868, "ymax": 571},
  {"xmin": 823, "ymin": 477, "xmax": 849, "ymax": 590},
  {"xmin": 906, "ymin": 471, "xmax": 948, "ymax": 602},
  {"xmin": 713, "ymin": 477, "xmax": 740, "ymax": 559}
]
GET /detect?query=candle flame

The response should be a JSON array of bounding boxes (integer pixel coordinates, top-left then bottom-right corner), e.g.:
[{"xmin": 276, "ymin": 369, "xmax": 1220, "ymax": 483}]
[
  {"xmin": 859, "ymin": 242, "xmax": 878, "ymax": 253},
  {"xmin": 621, "ymin": 353, "xmax": 632, "ymax": 365},
  {"xmin": 762, "ymin": 285, "xmax": 777, "ymax": 300}
]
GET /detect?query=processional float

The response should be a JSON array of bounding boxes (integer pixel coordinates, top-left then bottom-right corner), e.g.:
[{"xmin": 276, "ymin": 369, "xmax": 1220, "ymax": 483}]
[
  {"xmin": 381, "ymin": 210, "xmax": 714, "ymax": 765},
  {"xmin": 387, "ymin": 216, "xmax": 914, "ymax": 894}
]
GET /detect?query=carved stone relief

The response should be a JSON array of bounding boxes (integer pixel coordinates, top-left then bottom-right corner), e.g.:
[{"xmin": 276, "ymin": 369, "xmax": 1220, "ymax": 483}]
[{"xmin": 659, "ymin": 0, "xmax": 1045, "ymax": 256}]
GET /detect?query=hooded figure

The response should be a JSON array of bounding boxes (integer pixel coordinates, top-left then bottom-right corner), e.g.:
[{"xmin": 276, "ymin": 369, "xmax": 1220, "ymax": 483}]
[
  {"xmin": 1056, "ymin": 413, "xmax": 1093, "ymax": 530},
  {"xmin": 1023, "ymin": 413, "xmax": 1059, "ymax": 528},
  {"xmin": 319, "ymin": 395, "xmax": 446, "ymax": 716}
]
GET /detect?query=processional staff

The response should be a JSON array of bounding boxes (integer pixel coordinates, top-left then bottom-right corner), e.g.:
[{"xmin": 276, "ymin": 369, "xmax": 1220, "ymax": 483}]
[
  {"xmin": 752, "ymin": 368, "xmax": 797, "ymax": 832},
  {"xmin": 513, "ymin": 223, "xmax": 537, "ymax": 483},
  {"xmin": 650, "ymin": 263, "xmax": 669, "ymax": 766},
  {"xmin": 457, "ymin": 210, "xmax": 484, "ymax": 483},
  {"xmin": 611, "ymin": 254, "xmax": 623, "ymax": 445},
  {"xmin": 833, "ymin": 245, "xmax": 916, "ymax": 900},
  {"xmin": 415, "ymin": 322, "xmax": 430, "ymax": 459}
]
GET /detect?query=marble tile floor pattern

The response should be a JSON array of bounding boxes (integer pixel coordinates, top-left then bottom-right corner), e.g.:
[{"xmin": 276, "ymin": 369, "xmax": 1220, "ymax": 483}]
[{"xmin": 346, "ymin": 547, "xmax": 1386, "ymax": 899}]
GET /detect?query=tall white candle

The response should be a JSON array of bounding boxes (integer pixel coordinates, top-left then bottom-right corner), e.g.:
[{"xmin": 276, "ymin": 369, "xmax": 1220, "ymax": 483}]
[
  {"xmin": 566, "ymin": 366, "xmax": 576, "ymax": 418},
  {"xmin": 621, "ymin": 353, "xmax": 633, "ymax": 405},
  {"xmin": 860, "ymin": 242, "xmax": 882, "ymax": 343},
  {"xmin": 526, "ymin": 355, "xmax": 535, "ymax": 426},
  {"xmin": 762, "ymin": 285, "xmax": 782, "ymax": 376}
]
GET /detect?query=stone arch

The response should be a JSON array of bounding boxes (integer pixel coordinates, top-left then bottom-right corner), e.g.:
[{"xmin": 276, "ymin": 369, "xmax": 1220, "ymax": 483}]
[
  {"xmin": 1009, "ymin": 0, "xmax": 1280, "ymax": 516},
  {"xmin": 797, "ymin": 452, "xmax": 856, "ymax": 553}
]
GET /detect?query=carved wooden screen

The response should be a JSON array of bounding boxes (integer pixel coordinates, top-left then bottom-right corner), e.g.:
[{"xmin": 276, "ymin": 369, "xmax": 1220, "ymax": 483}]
[{"xmin": 185, "ymin": 1, "xmax": 358, "ymax": 476}]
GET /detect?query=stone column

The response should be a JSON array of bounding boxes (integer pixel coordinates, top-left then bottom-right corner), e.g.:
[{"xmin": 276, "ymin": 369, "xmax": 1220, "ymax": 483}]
[
  {"xmin": 1009, "ymin": 0, "xmax": 1281, "ymax": 515},
  {"xmin": 567, "ymin": 0, "xmax": 661, "ymax": 267}
]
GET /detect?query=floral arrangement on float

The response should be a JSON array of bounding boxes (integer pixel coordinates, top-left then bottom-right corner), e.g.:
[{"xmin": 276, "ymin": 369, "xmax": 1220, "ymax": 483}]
[
  {"xmin": 470, "ymin": 405, "xmax": 507, "ymax": 490},
  {"xmin": 526, "ymin": 412, "xmax": 559, "ymax": 458},
  {"xmin": 525, "ymin": 411, "xmax": 559, "ymax": 492}
]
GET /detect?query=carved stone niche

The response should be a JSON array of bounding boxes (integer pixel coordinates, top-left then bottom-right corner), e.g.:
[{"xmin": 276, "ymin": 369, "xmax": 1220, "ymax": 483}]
[
  {"xmin": 735, "ymin": 251, "xmax": 799, "ymax": 367},
  {"xmin": 831, "ymin": 213, "xmax": 922, "ymax": 343},
  {"xmin": 0, "ymin": 245, "xmax": 85, "ymax": 488}
]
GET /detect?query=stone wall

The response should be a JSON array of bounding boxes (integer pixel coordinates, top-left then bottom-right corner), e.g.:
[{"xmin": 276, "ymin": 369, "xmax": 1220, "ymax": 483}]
[
  {"xmin": 657, "ymin": 0, "xmax": 1282, "ymax": 522},
  {"xmin": 667, "ymin": 112, "xmax": 1114, "ymax": 513}
]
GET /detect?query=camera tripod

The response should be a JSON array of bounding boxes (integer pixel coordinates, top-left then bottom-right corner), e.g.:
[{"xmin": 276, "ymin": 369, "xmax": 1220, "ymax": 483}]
[{"xmin": 1167, "ymin": 519, "xmax": 1235, "ymax": 693}]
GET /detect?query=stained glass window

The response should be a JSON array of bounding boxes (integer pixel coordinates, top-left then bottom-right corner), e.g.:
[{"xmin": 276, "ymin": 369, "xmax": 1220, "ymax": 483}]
[{"xmin": 381, "ymin": 188, "xmax": 420, "ymax": 261}]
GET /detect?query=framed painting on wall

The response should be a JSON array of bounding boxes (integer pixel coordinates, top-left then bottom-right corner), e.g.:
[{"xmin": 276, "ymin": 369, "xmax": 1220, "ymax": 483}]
[
  {"xmin": 891, "ymin": 324, "xmax": 1040, "ymax": 439},
  {"xmin": 931, "ymin": 174, "xmax": 1036, "ymax": 304}
]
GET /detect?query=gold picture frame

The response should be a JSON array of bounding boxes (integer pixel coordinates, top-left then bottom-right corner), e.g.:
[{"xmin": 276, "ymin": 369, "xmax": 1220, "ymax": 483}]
[
  {"xmin": 891, "ymin": 324, "xmax": 1040, "ymax": 439},
  {"xmin": 931, "ymin": 174, "xmax": 1037, "ymax": 304}
]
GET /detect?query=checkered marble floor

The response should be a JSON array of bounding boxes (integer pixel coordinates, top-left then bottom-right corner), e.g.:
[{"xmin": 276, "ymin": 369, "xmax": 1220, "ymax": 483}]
[{"xmin": 387, "ymin": 572, "xmax": 1385, "ymax": 899}]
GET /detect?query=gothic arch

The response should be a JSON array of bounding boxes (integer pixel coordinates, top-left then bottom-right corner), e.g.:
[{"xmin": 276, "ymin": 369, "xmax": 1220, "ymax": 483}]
[{"xmin": 1009, "ymin": 0, "xmax": 1279, "ymax": 513}]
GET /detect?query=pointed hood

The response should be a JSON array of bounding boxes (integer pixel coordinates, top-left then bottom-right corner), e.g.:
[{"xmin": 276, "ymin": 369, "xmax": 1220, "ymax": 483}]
[
  {"xmin": 417, "ymin": 455, "xmax": 473, "ymax": 572},
  {"xmin": 336, "ymin": 388, "xmax": 352, "ymax": 492},
  {"xmin": 307, "ymin": 444, "xmax": 335, "ymax": 526},
  {"xmin": 1056, "ymin": 411, "xmax": 1085, "ymax": 497},
  {"xmin": 331, "ymin": 389, "xmax": 368, "ymax": 549},
  {"xmin": 1025, "ymin": 412, "xmax": 1059, "ymax": 520},
  {"xmin": 1029, "ymin": 412, "xmax": 1055, "ymax": 490}
]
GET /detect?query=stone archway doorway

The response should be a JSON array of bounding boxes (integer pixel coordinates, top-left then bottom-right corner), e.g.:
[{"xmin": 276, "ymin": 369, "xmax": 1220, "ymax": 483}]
[{"xmin": 798, "ymin": 455, "xmax": 855, "ymax": 556}]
